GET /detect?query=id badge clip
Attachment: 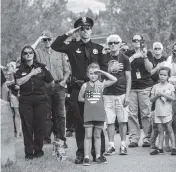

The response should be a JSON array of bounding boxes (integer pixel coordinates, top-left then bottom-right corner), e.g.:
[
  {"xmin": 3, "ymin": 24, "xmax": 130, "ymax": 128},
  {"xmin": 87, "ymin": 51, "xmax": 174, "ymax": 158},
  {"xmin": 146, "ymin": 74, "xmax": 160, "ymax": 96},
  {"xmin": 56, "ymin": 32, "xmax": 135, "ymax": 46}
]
[{"xmin": 136, "ymin": 70, "xmax": 141, "ymax": 79}]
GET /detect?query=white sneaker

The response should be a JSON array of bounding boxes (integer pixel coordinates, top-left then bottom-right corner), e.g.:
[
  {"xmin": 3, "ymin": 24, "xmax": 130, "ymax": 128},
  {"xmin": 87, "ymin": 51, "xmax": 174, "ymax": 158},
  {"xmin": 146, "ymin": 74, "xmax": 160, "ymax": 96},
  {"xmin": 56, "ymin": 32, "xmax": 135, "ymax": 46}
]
[{"xmin": 104, "ymin": 147, "xmax": 116, "ymax": 156}]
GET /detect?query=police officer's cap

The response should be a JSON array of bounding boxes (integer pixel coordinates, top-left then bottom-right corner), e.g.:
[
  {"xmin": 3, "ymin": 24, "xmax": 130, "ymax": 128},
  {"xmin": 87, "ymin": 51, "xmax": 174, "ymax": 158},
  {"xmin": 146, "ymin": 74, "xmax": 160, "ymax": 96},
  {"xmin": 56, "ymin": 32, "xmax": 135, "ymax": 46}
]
[{"xmin": 74, "ymin": 17, "xmax": 94, "ymax": 28}]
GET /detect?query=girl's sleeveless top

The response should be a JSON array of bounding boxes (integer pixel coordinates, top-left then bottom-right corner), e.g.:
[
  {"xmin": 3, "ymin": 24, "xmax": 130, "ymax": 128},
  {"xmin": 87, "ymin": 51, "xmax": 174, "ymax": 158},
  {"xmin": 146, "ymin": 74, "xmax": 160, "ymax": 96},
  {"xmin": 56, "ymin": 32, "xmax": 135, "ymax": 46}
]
[{"xmin": 84, "ymin": 80, "xmax": 105, "ymax": 122}]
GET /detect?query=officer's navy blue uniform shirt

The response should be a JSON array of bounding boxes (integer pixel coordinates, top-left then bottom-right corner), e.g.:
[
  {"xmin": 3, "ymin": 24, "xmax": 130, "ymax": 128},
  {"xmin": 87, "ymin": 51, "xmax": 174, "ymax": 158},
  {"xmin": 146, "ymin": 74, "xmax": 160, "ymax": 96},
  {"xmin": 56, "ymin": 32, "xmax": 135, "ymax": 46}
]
[
  {"xmin": 51, "ymin": 34, "xmax": 107, "ymax": 80},
  {"xmin": 15, "ymin": 61, "xmax": 53, "ymax": 96}
]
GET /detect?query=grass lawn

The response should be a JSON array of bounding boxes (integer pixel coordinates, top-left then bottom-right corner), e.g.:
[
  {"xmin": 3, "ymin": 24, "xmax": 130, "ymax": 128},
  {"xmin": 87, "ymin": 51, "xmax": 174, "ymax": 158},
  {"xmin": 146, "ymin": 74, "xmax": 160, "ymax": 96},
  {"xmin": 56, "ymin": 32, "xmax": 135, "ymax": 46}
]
[{"xmin": 2, "ymin": 136, "xmax": 88, "ymax": 172}]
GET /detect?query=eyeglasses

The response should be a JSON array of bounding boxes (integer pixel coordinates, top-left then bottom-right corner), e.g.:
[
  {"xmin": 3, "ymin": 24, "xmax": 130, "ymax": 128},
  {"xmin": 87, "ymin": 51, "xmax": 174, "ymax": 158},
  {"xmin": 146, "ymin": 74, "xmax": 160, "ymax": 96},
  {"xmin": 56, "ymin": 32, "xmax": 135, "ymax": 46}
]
[
  {"xmin": 132, "ymin": 39, "xmax": 141, "ymax": 43},
  {"xmin": 154, "ymin": 48, "xmax": 161, "ymax": 50},
  {"xmin": 23, "ymin": 51, "xmax": 34, "ymax": 55},
  {"xmin": 43, "ymin": 38, "xmax": 51, "ymax": 42},
  {"xmin": 108, "ymin": 42, "xmax": 120, "ymax": 45},
  {"xmin": 80, "ymin": 26, "xmax": 92, "ymax": 31}
]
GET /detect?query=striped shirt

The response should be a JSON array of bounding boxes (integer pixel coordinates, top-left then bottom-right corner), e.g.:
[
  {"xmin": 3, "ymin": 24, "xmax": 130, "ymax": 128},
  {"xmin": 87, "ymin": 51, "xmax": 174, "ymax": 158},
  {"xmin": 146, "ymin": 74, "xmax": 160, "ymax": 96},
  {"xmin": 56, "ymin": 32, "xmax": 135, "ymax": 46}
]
[{"xmin": 86, "ymin": 90, "xmax": 101, "ymax": 104}]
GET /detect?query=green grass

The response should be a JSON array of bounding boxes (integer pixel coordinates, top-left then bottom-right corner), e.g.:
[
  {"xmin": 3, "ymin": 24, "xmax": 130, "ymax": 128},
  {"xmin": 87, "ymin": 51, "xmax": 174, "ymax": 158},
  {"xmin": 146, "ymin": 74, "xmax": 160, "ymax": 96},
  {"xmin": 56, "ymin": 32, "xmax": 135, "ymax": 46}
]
[{"xmin": 2, "ymin": 137, "xmax": 88, "ymax": 172}]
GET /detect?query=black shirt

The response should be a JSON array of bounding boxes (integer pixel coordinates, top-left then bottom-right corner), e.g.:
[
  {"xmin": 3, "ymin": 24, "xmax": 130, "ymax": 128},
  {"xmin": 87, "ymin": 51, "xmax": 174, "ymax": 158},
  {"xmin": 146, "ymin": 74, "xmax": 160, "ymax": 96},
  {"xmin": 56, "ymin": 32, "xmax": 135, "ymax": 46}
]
[
  {"xmin": 15, "ymin": 61, "xmax": 53, "ymax": 96},
  {"xmin": 103, "ymin": 53, "xmax": 131, "ymax": 95},
  {"xmin": 151, "ymin": 56, "xmax": 167, "ymax": 84},
  {"xmin": 1, "ymin": 69, "xmax": 6, "ymax": 86},
  {"xmin": 125, "ymin": 50, "xmax": 154, "ymax": 89},
  {"xmin": 51, "ymin": 34, "xmax": 107, "ymax": 80}
]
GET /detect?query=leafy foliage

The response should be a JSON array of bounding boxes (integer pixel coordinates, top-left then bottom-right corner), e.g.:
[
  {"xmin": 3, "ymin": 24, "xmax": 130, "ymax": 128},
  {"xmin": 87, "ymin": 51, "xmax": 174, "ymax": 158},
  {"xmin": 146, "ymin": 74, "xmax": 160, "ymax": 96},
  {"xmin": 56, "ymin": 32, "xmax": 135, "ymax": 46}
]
[
  {"xmin": 1, "ymin": 0, "xmax": 71, "ymax": 65},
  {"xmin": 104, "ymin": 0, "xmax": 176, "ymax": 53},
  {"xmin": 2, "ymin": 0, "xmax": 176, "ymax": 65}
]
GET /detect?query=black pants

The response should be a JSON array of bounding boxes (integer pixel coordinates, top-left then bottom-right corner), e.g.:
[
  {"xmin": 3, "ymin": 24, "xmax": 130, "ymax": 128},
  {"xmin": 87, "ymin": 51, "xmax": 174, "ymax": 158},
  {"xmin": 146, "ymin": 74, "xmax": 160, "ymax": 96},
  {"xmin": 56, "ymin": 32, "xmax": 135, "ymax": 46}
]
[
  {"xmin": 19, "ymin": 95, "xmax": 49, "ymax": 155},
  {"xmin": 44, "ymin": 85, "xmax": 66, "ymax": 142},
  {"xmin": 71, "ymin": 88, "xmax": 105, "ymax": 159},
  {"xmin": 65, "ymin": 96, "xmax": 77, "ymax": 132}
]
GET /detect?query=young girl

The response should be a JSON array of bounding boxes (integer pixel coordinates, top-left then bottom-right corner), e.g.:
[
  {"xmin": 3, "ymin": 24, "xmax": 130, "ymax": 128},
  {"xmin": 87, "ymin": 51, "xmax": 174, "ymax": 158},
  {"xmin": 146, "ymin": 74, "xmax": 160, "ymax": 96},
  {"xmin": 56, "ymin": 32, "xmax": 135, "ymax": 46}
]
[
  {"xmin": 78, "ymin": 63, "xmax": 117, "ymax": 166},
  {"xmin": 150, "ymin": 66, "xmax": 176, "ymax": 155}
]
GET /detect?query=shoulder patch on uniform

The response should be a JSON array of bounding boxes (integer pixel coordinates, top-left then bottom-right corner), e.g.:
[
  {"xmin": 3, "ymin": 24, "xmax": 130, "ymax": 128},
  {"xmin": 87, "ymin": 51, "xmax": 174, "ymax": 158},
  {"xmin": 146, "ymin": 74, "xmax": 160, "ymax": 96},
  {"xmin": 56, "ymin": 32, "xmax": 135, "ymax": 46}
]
[{"xmin": 93, "ymin": 49, "xmax": 98, "ymax": 54}]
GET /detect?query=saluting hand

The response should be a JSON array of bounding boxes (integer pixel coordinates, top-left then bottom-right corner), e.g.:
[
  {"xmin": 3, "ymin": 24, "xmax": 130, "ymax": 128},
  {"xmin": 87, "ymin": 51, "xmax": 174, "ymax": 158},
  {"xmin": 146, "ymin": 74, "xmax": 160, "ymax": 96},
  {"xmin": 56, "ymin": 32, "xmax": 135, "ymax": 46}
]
[
  {"xmin": 66, "ymin": 26, "xmax": 81, "ymax": 37},
  {"xmin": 30, "ymin": 67, "xmax": 42, "ymax": 76},
  {"xmin": 38, "ymin": 35, "xmax": 48, "ymax": 42}
]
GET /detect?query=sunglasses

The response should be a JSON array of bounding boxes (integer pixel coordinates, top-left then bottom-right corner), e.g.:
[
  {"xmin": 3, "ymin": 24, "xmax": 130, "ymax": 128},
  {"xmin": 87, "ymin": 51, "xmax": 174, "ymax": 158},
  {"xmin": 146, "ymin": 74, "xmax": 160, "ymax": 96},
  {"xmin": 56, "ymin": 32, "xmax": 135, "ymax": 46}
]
[
  {"xmin": 23, "ymin": 51, "xmax": 34, "ymax": 55},
  {"xmin": 154, "ymin": 48, "xmax": 161, "ymax": 50},
  {"xmin": 108, "ymin": 42, "xmax": 120, "ymax": 45},
  {"xmin": 132, "ymin": 39, "xmax": 141, "ymax": 43},
  {"xmin": 80, "ymin": 26, "xmax": 91, "ymax": 31},
  {"xmin": 43, "ymin": 38, "xmax": 51, "ymax": 42}
]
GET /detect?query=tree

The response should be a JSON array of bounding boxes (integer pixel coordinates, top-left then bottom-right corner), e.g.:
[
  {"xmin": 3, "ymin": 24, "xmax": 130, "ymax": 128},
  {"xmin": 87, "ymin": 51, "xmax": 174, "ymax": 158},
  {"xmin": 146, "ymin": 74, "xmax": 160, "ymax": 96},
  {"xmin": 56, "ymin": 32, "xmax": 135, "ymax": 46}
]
[
  {"xmin": 1, "ymin": 0, "xmax": 69, "ymax": 65},
  {"xmin": 104, "ymin": 0, "xmax": 176, "ymax": 54}
]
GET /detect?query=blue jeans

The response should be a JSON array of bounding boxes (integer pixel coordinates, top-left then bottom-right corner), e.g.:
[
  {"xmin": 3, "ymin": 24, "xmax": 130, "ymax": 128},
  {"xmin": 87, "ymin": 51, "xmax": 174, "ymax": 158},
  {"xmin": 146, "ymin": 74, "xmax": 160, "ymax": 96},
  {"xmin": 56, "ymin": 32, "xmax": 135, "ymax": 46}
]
[
  {"xmin": 128, "ymin": 87, "xmax": 151, "ymax": 143},
  {"xmin": 45, "ymin": 84, "xmax": 66, "ymax": 141}
]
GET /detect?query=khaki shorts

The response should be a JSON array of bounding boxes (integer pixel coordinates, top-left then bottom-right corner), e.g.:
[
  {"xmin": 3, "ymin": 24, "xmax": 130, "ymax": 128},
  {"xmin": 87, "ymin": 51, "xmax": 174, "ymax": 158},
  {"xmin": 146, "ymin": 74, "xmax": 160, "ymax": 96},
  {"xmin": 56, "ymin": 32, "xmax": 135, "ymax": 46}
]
[
  {"xmin": 155, "ymin": 115, "xmax": 172, "ymax": 124},
  {"xmin": 104, "ymin": 95, "xmax": 129, "ymax": 124}
]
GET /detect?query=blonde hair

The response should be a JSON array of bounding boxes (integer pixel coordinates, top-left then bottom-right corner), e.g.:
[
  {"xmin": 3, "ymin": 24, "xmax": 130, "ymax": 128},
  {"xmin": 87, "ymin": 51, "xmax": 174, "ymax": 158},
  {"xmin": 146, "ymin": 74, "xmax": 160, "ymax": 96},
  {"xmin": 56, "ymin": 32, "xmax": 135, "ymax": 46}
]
[{"xmin": 87, "ymin": 63, "xmax": 100, "ymax": 73}]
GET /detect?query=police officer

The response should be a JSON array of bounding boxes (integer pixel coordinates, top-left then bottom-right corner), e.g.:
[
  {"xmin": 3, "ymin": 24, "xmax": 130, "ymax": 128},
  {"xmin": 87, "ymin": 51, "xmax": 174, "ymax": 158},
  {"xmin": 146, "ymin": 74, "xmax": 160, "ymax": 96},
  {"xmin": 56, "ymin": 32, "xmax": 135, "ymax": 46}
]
[
  {"xmin": 51, "ymin": 17, "xmax": 106, "ymax": 164},
  {"xmin": 15, "ymin": 45, "xmax": 54, "ymax": 160}
]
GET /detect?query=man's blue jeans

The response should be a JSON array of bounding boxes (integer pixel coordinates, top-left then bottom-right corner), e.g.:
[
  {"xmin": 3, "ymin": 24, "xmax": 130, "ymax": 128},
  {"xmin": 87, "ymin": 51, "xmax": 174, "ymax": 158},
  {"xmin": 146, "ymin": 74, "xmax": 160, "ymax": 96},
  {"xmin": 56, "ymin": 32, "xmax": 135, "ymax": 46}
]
[{"xmin": 45, "ymin": 84, "xmax": 66, "ymax": 141}]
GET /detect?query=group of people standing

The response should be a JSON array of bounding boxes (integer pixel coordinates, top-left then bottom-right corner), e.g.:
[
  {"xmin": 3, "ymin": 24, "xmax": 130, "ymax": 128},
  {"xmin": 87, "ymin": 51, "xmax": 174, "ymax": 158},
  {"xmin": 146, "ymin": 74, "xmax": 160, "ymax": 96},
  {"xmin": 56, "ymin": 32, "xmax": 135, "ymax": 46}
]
[
  {"xmin": 51, "ymin": 17, "xmax": 176, "ymax": 166},
  {"xmin": 1, "ymin": 16, "xmax": 176, "ymax": 165}
]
